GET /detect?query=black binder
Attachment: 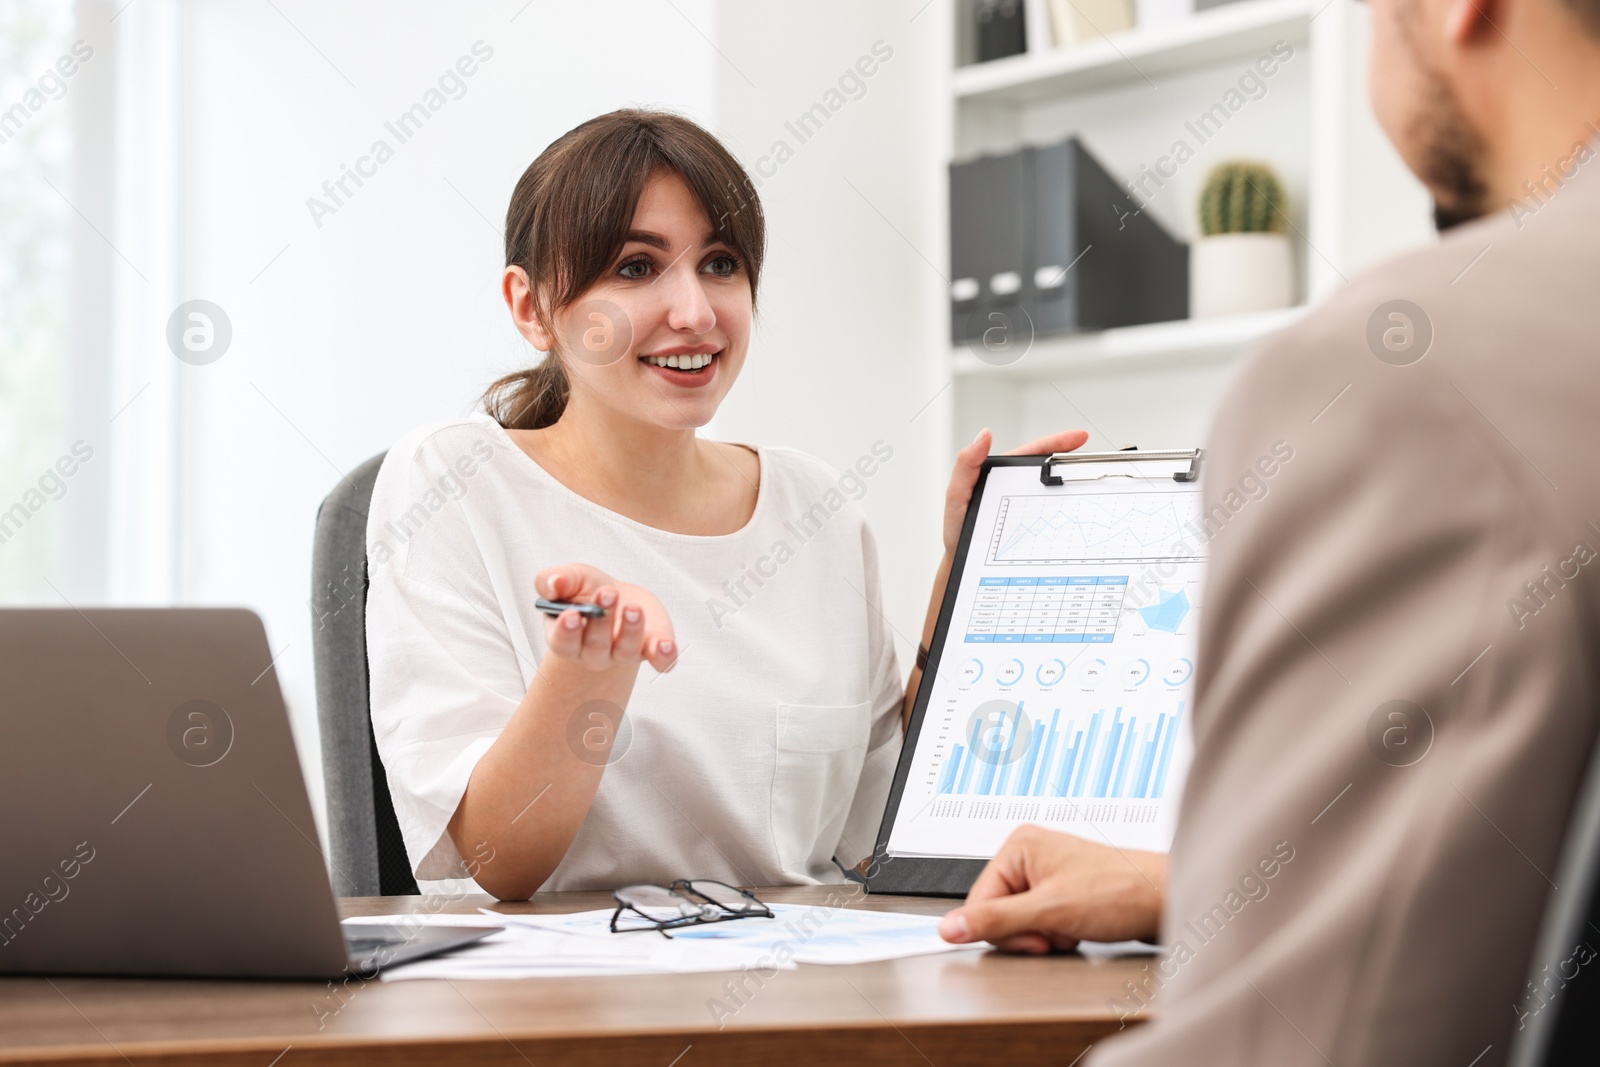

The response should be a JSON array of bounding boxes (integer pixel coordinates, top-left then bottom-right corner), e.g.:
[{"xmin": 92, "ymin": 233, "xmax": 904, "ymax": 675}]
[
  {"xmin": 1031, "ymin": 138, "xmax": 1189, "ymax": 334},
  {"xmin": 949, "ymin": 151, "xmax": 1029, "ymax": 346},
  {"xmin": 975, "ymin": 0, "xmax": 1028, "ymax": 63},
  {"xmin": 948, "ymin": 137, "xmax": 1189, "ymax": 346}
]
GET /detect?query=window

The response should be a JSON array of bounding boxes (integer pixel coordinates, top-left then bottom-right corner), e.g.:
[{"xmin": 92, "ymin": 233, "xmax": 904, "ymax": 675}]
[{"xmin": 0, "ymin": 0, "xmax": 77, "ymax": 600}]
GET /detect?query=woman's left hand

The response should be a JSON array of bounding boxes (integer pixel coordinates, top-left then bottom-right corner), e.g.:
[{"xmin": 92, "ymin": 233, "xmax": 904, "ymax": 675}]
[{"xmin": 941, "ymin": 428, "xmax": 1090, "ymax": 557}]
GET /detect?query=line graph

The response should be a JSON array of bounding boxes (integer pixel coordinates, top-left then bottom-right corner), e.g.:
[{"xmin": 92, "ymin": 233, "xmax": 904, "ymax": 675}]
[{"xmin": 989, "ymin": 491, "xmax": 1205, "ymax": 564}]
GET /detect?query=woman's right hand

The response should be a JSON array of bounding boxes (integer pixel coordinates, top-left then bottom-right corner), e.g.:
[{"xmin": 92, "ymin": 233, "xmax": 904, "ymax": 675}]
[
  {"xmin": 535, "ymin": 563, "xmax": 679, "ymax": 673},
  {"xmin": 941, "ymin": 428, "xmax": 1090, "ymax": 558}
]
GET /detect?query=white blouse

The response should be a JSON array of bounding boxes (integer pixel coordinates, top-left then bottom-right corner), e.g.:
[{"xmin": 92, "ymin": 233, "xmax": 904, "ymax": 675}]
[{"xmin": 364, "ymin": 414, "xmax": 904, "ymax": 891}]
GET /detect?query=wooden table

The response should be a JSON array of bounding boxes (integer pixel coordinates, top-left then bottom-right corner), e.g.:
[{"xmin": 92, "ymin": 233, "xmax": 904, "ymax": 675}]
[{"xmin": 0, "ymin": 886, "xmax": 1150, "ymax": 1066}]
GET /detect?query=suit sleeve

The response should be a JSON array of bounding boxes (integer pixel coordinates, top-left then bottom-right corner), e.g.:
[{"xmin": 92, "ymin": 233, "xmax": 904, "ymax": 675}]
[{"xmin": 1091, "ymin": 308, "xmax": 1595, "ymax": 1066}]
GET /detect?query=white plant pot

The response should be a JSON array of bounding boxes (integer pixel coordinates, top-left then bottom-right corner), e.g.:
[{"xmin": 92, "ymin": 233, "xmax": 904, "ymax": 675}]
[{"xmin": 1189, "ymin": 233, "xmax": 1294, "ymax": 319}]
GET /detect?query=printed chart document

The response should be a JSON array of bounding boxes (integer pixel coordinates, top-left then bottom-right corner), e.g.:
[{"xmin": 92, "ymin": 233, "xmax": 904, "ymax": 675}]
[
  {"xmin": 349, "ymin": 904, "xmax": 975, "ymax": 980},
  {"xmin": 344, "ymin": 912, "xmax": 782, "ymax": 981},
  {"xmin": 510, "ymin": 903, "xmax": 974, "ymax": 966},
  {"xmin": 885, "ymin": 457, "xmax": 1203, "ymax": 861}
]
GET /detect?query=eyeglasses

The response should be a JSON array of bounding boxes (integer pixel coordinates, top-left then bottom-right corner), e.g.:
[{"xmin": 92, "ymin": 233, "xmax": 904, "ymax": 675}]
[{"xmin": 609, "ymin": 880, "xmax": 773, "ymax": 936}]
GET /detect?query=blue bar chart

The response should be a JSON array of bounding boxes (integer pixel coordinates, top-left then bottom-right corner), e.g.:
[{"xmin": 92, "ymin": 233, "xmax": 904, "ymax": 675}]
[{"xmin": 937, "ymin": 700, "xmax": 1185, "ymax": 801}]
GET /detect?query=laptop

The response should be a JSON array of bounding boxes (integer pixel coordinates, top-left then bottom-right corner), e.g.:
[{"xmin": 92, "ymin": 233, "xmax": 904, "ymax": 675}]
[{"xmin": 0, "ymin": 607, "xmax": 494, "ymax": 978}]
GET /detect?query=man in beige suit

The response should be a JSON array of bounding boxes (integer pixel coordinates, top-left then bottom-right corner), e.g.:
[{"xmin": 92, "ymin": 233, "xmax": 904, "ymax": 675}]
[{"xmin": 935, "ymin": 0, "xmax": 1600, "ymax": 1061}]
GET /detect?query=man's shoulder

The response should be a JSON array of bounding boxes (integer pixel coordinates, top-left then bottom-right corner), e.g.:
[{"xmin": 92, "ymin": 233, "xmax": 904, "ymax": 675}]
[
  {"xmin": 1236, "ymin": 170, "xmax": 1600, "ymax": 418},
  {"xmin": 1204, "ymin": 175, "xmax": 1600, "ymax": 546}
]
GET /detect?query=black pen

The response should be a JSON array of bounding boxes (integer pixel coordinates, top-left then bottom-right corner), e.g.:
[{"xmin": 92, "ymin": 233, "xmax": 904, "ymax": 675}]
[{"xmin": 535, "ymin": 597, "xmax": 607, "ymax": 619}]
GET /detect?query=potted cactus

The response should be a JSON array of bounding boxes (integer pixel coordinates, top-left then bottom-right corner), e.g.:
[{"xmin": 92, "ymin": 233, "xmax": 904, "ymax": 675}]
[{"xmin": 1190, "ymin": 160, "xmax": 1295, "ymax": 318}]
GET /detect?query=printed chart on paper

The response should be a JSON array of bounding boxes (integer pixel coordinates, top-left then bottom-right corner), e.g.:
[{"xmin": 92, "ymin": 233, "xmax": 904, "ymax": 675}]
[{"xmin": 888, "ymin": 465, "xmax": 1205, "ymax": 858}]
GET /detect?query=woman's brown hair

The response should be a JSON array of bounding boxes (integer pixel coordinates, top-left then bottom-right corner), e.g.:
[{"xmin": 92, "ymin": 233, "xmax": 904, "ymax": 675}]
[{"xmin": 484, "ymin": 109, "xmax": 766, "ymax": 430}]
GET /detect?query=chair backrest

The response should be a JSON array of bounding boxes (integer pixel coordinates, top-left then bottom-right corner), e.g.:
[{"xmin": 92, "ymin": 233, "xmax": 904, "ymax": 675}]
[
  {"xmin": 310, "ymin": 451, "xmax": 419, "ymax": 898},
  {"xmin": 1508, "ymin": 728, "xmax": 1600, "ymax": 1067}
]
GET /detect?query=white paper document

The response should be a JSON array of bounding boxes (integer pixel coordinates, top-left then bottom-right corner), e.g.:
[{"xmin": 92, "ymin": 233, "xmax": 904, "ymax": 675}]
[
  {"xmin": 347, "ymin": 902, "xmax": 976, "ymax": 980},
  {"xmin": 505, "ymin": 903, "xmax": 978, "ymax": 966},
  {"xmin": 346, "ymin": 912, "xmax": 778, "ymax": 981}
]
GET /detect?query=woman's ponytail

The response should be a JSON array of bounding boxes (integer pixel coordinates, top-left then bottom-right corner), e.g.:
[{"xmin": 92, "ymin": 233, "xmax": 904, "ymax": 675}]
[{"xmin": 484, "ymin": 355, "xmax": 569, "ymax": 430}]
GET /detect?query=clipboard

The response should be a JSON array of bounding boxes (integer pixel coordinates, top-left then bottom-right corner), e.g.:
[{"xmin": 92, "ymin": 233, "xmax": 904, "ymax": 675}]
[{"xmin": 867, "ymin": 449, "xmax": 1206, "ymax": 897}]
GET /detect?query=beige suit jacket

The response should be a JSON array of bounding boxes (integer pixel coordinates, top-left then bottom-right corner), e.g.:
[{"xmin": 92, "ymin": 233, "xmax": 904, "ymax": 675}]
[{"xmin": 1094, "ymin": 152, "xmax": 1600, "ymax": 1067}]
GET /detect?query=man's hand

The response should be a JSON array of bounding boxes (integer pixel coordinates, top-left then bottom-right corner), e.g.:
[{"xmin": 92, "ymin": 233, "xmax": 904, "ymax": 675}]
[
  {"xmin": 942, "ymin": 429, "xmax": 1090, "ymax": 556},
  {"xmin": 938, "ymin": 825, "xmax": 1167, "ymax": 954},
  {"xmin": 535, "ymin": 563, "xmax": 678, "ymax": 673}
]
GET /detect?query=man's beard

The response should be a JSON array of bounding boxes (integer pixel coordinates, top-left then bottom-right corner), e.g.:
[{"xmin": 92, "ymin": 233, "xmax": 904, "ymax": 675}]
[{"xmin": 1413, "ymin": 67, "xmax": 1492, "ymax": 230}]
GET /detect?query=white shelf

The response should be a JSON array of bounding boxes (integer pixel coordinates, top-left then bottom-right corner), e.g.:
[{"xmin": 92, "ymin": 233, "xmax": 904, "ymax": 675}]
[
  {"xmin": 953, "ymin": 0, "xmax": 1314, "ymax": 104},
  {"xmin": 951, "ymin": 306, "xmax": 1306, "ymax": 379}
]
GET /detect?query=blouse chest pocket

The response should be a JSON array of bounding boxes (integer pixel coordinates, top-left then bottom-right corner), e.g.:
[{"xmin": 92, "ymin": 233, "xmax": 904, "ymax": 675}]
[{"xmin": 770, "ymin": 701, "xmax": 872, "ymax": 881}]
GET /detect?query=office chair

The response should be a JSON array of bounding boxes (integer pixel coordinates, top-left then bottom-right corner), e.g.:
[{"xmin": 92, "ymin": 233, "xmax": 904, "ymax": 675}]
[
  {"xmin": 311, "ymin": 451, "xmax": 420, "ymax": 898},
  {"xmin": 1508, "ymin": 727, "xmax": 1600, "ymax": 1067}
]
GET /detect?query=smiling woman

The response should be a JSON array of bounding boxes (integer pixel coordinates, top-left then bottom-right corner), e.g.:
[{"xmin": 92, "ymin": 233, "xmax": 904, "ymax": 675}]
[
  {"xmin": 484, "ymin": 109, "xmax": 764, "ymax": 432},
  {"xmin": 363, "ymin": 108, "xmax": 1086, "ymax": 901}
]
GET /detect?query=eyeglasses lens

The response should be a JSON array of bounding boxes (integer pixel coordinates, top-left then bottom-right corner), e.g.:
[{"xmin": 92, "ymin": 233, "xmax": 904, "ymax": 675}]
[
  {"xmin": 682, "ymin": 880, "xmax": 758, "ymax": 912},
  {"xmin": 616, "ymin": 884, "xmax": 699, "ymax": 922}
]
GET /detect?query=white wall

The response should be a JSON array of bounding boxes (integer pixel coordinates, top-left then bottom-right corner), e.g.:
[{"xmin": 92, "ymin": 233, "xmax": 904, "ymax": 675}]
[{"xmin": 708, "ymin": 0, "xmax": 951, "ymax": 684}]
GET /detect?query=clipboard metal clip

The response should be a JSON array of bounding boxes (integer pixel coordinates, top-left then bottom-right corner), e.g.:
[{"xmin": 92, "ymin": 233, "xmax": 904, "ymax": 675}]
[{"xmin": 1040, "ymin": 448, "xmax": 1203, "ymax": 486}]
